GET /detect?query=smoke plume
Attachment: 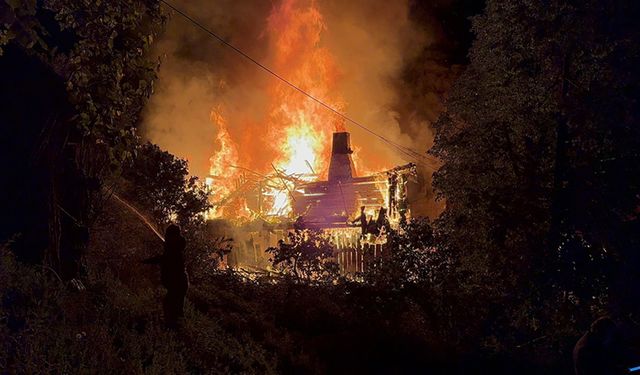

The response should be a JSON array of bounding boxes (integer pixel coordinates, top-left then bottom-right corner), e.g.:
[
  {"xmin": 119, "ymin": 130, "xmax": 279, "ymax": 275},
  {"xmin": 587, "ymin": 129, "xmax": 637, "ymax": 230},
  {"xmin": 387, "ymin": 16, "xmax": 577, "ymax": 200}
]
[{"xmin": 142, "ymin": 0, "xmax": 481, "ymax": 217}]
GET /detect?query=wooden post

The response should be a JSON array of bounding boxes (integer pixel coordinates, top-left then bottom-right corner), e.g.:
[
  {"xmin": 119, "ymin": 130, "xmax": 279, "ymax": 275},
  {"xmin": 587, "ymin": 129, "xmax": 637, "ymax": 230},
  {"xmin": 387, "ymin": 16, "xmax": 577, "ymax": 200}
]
[
  {"xmin": 344, "ymin": 248, "xmax": 348, "ymax": 274},
  {"xmin": 349, "ymin": 247, "xmax": 354, "ymax": 273},
  {"xmin": 258, "ymin": 181, "xmax": 262, "ymax": 214}
]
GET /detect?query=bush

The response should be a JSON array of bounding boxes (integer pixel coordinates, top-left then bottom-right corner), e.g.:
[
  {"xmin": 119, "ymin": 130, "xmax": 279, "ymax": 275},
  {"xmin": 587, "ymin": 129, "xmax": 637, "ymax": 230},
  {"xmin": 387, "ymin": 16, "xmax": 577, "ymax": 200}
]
[
  {"xmin": 0, "ymin": 245, "xmax": 275, "ymax": 374},
  {"xmin": 266, "ymin": 227, "xmax": 339, "ymax": 283}
]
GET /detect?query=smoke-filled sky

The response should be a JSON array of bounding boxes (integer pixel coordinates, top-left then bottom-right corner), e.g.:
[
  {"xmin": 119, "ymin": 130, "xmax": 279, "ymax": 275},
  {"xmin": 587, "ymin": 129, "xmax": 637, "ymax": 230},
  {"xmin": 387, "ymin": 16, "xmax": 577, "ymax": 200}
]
[{"xmin": 142, "ymin": 0, "xmax": 483, "ymax": 215}]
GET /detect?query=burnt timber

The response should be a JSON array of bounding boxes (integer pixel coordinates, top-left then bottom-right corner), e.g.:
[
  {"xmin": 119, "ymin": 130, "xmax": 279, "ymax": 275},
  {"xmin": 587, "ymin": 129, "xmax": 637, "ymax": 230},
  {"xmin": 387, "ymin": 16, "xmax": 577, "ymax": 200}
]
[
  {"xmin": 212, "ymin": 131, "xmax": 417, "ymax": 274},
  {"xmin": 292, "ymin": 132, "xmax": 415, "ymax": 231}
]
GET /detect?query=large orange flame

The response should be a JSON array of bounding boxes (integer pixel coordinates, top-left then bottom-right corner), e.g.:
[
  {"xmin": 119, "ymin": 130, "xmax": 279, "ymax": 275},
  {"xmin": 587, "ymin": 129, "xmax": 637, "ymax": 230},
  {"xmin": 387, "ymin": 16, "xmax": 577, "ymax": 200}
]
[
  {"xmin": 207, "ymin": 0, "xmax": 375, "ymax": 219},
  {"xmin": 265, "ymin": 0, "xmax": 344, "ymax": 179}
]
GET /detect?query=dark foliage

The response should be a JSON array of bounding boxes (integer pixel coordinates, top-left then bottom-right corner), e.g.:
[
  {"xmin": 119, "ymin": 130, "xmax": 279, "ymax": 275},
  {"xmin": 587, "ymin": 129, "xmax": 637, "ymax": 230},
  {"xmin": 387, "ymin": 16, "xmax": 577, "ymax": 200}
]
[
  {"xmin": 120, "ymin": 141, "xmax": 235, "ymax": 285},
  {"xmin": 121, "ymin": 142, "xmax": 210, "ymax": 230},
  {"xmin": 364, "ymin": 218, "xmax": 445, "ymax": 289},
  {"xmin": 266, "ymin": 224, "xmax": 339, "ymax": 283},
  {"xmin": 0, "ymin": 246, "xmax": 275, "ymax": 374},
  {"xmin": 431, "ymin": 0, "xmax": 640, "ymax": 358},
  {"xmin": 0, "ymin": 0, "xmax": 165, "ymax": 278}
]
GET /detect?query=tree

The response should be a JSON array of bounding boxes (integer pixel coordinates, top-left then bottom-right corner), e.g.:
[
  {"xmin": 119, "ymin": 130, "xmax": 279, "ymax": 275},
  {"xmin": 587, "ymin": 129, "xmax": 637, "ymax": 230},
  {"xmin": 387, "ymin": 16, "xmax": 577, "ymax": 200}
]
[
  {"xmin": 430, "ymin": 0, "xmax": 640, "ymax": 345},
  {"xmin": 2, "ymin": 0, "xmax": 164, "ymax": 167},
  {"xmin": 121, "ymin": 142, "xmax": 210, "ymax": 230},
  {"xmin": 0, "ymin": 0, "xmax": 165, "ymax": 278},
  {"xmin": 266, "ymin": 224, "xmax": 339, "ymax": 283},
  {"xmin": 120, "ymin": 141, "xmax": 226, "ymax": 284},
  {"xmin": 364, "ymin": 218, "xmax": 445, "ymax": 289},
  {"xmin": 431, "ymin": 1, "xmax": 559, "ymax": 299}
]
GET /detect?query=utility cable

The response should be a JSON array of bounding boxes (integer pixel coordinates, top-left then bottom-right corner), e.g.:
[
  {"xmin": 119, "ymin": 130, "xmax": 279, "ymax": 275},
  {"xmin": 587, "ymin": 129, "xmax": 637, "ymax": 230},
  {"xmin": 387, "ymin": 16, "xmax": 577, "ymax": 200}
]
[{"xmin": 158, "ymin": 0, "xmax": 438, "ymax": 169}]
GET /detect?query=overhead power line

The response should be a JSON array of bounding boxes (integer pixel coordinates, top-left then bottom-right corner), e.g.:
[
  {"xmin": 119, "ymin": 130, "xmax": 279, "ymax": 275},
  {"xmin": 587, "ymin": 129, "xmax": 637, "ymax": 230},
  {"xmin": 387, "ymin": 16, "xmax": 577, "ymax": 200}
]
[{"xmin": 158, "ymin": 0, "xmax": 438, "ymax": 169}]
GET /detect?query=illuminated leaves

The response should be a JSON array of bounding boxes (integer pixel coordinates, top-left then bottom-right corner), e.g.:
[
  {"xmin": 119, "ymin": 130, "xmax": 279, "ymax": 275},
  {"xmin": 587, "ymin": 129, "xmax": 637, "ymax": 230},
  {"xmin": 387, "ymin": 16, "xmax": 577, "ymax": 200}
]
[
  {"xmin": 5, "ymin": 0, "xmax": 166, "ymax": 165},
  {"xmin": 122, "ymin": 142, "xmax": 211, "ymax": 229},
  {"xmin": 266, "ymin": 228, "xmax": 338, "ymax": 283}
]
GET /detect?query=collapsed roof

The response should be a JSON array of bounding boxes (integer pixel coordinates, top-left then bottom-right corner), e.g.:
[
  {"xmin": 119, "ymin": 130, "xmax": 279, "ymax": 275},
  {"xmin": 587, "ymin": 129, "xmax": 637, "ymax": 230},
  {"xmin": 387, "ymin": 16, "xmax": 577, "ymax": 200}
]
[{"xmin": 292, "ymin": 132, "xmax": 415, "ymax": 229}]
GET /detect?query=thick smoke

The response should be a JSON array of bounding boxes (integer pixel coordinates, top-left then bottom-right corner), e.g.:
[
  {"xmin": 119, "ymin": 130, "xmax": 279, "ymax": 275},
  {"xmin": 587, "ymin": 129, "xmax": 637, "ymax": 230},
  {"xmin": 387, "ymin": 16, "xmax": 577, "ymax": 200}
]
[
  {"xmin": 143, "ymin": 0, "xmax": 272, "ymax": 177},
  {"xmin": 142, "ymin": 0, "xmax": 480, "ymax": 217}
]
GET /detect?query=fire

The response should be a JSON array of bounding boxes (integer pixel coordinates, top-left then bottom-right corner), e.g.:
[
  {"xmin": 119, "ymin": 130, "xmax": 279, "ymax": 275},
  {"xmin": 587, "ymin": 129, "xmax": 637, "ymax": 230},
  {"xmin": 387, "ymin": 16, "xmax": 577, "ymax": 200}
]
[
  {"xmin": 351, "ymin": 144, "xmax": 392, "ymax": 177},
  {"xmin": 276, "ymin": 115, "xmax": 324, "ymax": 179},
  {"xmin": 207, "ymin": 0, "xmax": 379, "ymax": 219},
  {"xmin": 267, "ymin": 190, "xmax": 290, "ymax": 216},
  {"xmin": 267, "ymin": 116, "xmax": 324, "ymax": 216},
  {"xmin": 206, "ymin": 106, "xmax": 247, "ymax": 219},
  {"xmin": 265, "ymin": 0, "xmax": 343, "ymax": 179}
]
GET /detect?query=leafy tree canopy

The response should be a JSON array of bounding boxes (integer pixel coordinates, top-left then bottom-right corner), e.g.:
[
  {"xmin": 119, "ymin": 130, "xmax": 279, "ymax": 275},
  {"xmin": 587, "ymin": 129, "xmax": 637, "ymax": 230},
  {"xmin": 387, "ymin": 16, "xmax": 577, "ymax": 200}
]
[
  {"xmin": 1, "ymin": 0, "xmax": 165, "ymax": 166},
  {"xmin": 121, "ymin": 142, "xmax": 210, "ymax": 230},
  {"xmin": 430, "ymin": 0, "xmax": 640, "ymax": 335}
]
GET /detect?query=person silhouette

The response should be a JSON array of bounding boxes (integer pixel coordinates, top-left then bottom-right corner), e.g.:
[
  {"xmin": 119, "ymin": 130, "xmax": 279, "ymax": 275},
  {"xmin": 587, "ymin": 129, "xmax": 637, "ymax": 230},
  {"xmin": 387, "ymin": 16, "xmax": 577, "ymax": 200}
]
[
  {"xmin": 375, "ymin": 207, "xmax": 390, "ymax": 234},
  {"xmin": 573, "ymin": 317, "xmax": 622, "ymax": 375},
  {"xmin": 143, "ymin": 224, "xmax": 189, "ymax": 328},
  {"xmin": 351, "ymin": 206, "xmax": 368, "ymax": 237}
]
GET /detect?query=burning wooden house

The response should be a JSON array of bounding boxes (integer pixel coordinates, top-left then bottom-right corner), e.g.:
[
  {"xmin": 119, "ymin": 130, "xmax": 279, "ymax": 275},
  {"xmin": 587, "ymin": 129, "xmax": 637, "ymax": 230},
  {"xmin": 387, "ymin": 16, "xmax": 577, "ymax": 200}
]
[
  {"xmin": 291, "ymin": 132, "xmax": 416, "ymax": 273},
  {"xmin": 292, "ymin": 132, "xmax": 414, "ymax": 229},
  {"xmin": 209, "ymin": 131, "xmax": 416, "ymax": 274}
]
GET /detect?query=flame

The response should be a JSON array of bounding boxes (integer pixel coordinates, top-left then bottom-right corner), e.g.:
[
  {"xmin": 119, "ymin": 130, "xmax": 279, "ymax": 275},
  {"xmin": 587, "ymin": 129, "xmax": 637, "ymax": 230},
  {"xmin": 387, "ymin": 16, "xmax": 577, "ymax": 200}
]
[
  {"xmin": 207, "ymin": 106, "xmax": 248, "ymax": 219},
  {"xmin": 276, "ymin": 114, "xmax": 324, "ymax": 178},
  {"xmin": 207, "ymin": 0, "xmax": 384, "ymax": 219},
  {"xmin": 267, "ymin": 189, "xmax": 291, "ymax": 216},
  {"xmin": 265, "ymin": 0, "xmax": 343, "ymax": 179},
  {"xmin": 259, "ymin": 0, "xmax": 347, "ymax": 216},
  {"xmin": 351, "ymin": 144, "xmax": 392, "ymax": 177}
]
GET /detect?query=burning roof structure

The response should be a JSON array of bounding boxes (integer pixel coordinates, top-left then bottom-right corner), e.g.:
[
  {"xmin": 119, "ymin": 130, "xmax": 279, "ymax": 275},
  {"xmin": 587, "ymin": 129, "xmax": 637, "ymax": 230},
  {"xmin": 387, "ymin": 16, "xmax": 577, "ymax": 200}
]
[
  {"xmin": 205, "ymin": 130, "xmax": 416, "ymax": 230},
  {"xmin": 292, "ymin": 132, "xmax": 415, "ymax": 230},
  {"xmin": 205, "ymin": 130, "xmax": 417, "ymax": 274}
]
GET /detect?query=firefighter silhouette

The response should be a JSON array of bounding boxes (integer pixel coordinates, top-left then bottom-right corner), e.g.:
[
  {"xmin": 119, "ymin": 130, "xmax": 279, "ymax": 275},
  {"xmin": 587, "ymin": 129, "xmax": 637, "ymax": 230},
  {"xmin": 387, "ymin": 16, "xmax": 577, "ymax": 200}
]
[{"xmin": 143, "ymin": 224, "xmax": 189, "ymax": 328}]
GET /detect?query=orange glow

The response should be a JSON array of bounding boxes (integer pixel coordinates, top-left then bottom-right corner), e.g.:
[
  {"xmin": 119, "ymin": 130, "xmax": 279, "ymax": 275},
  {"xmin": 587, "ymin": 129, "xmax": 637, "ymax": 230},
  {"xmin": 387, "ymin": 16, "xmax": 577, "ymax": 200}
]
[
  {"xmin": 351, "ymin": 144, "xmax": 392, "ymax": 177},
  {"xmin": 207, "ymin": 0, "xmax": 386, "ymax": 219},
  {"xmin": 206, "ymin": 106, "xmax": 248, "ymax": 219},
  {"xmin": 265, "ymin": 0, "xmax": 343, "ymax": 181},
  {"xmin": 277, "ymin": 117, "xmax": 324, "ymax": 179}
]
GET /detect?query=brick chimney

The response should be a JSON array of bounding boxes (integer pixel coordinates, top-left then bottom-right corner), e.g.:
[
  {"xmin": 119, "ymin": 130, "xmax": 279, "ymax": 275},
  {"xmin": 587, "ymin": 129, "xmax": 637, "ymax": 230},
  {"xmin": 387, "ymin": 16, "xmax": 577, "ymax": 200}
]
[{"xmin": 328, "ymin": 132, "xmax": 356, "ymax": 182}]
